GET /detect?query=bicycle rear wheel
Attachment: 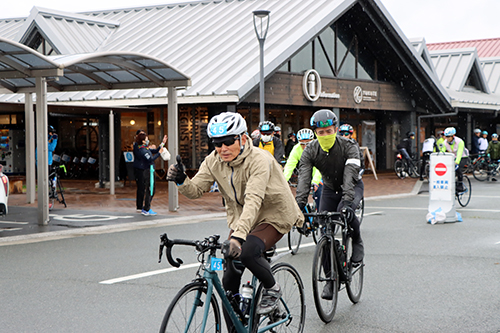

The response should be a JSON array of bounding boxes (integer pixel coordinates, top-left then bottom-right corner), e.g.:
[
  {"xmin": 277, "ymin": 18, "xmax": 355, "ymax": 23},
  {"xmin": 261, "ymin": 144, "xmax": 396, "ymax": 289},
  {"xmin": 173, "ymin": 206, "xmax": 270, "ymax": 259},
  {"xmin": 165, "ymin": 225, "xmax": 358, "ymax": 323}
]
[
  {"xmin": 160, "ymin": 281, "xmax": 221, "ymax": 333},
  {"xmin": 252, "ymin": 262, "xmax": 305, "ymax": 333},
  {"xmin": 394, "ymin": 160, "xmax": 406, "ymax": 179},
  {"xmin": 312, "ymin": 237, "xmax": 338, "ymax": 323},
  {"xmin": 473, "ymin": 162, "xmax": 489, "ymax": 181},
  {"xmin": 456, "ymin": 175, "xmax": 471, "ymax": 207},
  {"xmin": 408, "ymin": 161, "xmax": 420, "ymax": 178},
  {"xmin": 287, "ymin": 227, "xmax": 302, "ymax": 255},
  {"xmin": 345, "ymin": 236, "xmax": 364, "ymax": 303},
  {"xmin": 57, "ymin": 179, "xmax": 67, "ymax": 208}
]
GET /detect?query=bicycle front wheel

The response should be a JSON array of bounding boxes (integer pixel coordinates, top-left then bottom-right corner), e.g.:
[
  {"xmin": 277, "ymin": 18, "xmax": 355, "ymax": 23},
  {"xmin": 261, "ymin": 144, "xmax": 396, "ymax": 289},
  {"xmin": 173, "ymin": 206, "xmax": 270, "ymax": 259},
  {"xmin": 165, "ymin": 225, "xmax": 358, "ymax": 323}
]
[
  {"xmin": 312, "ymin": 236, "xmax": 338, "ymax": 323},
  {"xmin": 252, "ymin": 262, "xmax": 305, "ymax": 333},
  {"xmin": 287, "ymin": 227, "xmax": 302, "ymax": 255},
  {"xmin": 160, "ymin": 281, "xmax": 221, "ymax": 333},
  {"xmin": 457, "ymin": 175, "xmax": 471, "ymax": 207},
  {"xmin": 345, "ymin": 236, "xmax": 364, "ymax": 303},
  {"xmin": 473, "ymin": 162, "xmax": 489, "ymax": 181}
]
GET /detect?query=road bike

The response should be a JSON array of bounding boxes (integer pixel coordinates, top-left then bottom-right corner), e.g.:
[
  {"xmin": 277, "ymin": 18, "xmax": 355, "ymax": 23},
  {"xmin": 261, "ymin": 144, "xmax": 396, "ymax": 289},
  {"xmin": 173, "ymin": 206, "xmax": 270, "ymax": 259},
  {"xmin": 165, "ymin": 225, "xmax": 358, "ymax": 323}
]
[
  {"xmin": 464, "ymin": 154, "xmax": 486, "ymax": 174},
  {"xmin": 158, "ymin": 233, "xmax": 305, "ymax": 333},
  {"xmin": 49, "ymin": 165, "xmax": 67, "ymax": 210},
  {"xmin": 302, "ymin": 211, "xmax": 364, "ymax": 323},
  {"xmin": 394, "ymin": 153, "xmax": 419, "ymax": 179},
  {"xmin": 473, "ymin": 158, "xmax": 500, "ymax": 181},
  {"xmin": 288, "ymin": 197, "xmax": 365, "ymax": 255},
  {"xmin": 456, "ymin": 174, "xmax": 471, "ymax": 207}
]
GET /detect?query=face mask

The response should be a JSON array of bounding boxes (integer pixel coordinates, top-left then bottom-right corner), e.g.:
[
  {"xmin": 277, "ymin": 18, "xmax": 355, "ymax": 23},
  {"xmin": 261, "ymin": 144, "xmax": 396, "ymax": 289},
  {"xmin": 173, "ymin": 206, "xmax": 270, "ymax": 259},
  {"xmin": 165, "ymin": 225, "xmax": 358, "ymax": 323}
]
[
  {"xmin": 145, "ymin": 139, "xmax": 150, "ymax": 146},
  {"xmin": 261, "ymin": 135, "xmax": 272, "ymax": 143},
  {"xmin": 317, "ymin": 133, "xmax": 336, "ymax": 152}
]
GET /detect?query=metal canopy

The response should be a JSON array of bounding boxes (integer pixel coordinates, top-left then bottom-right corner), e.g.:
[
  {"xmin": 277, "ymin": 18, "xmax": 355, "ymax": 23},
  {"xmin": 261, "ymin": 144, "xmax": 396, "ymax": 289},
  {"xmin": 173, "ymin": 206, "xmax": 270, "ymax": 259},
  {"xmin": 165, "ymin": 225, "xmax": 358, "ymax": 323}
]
[
  {"xmin": 0, "ymin": 38, "xmax": 191, "ymax": 93},
  {"xmin": 0, "ymin": 37, "xmax": 190, "ymax": 224}
]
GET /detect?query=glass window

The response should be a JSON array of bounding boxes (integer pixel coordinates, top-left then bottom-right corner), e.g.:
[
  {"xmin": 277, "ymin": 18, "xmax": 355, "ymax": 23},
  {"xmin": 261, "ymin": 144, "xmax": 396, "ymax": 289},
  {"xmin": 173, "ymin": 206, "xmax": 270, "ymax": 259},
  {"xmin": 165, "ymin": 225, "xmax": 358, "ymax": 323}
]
[
  {"xmin": 290, "ymin": 43, "xmax": 312, "ymax": 73},
  {"xmin": 315, "ymin": 38, "xmax": 334, "ymax": 77}
]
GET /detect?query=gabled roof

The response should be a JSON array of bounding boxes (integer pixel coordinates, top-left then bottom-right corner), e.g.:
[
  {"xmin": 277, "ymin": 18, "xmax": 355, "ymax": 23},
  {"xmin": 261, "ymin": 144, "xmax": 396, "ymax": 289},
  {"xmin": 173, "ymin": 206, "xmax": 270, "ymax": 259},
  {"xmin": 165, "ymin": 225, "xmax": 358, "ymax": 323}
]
[
  {"xmin": 429, "ymin": 48, "xmax": 490, "ymax": 93},
  {"xmin": 409, "ymin": 37, "xmax": 435, "ymax": 74},
  {"xmin": 14, "ymin": 7, "xmax": 119, "ymax": 54},
  {"xmin": 481, "ymin": 57, "xmax": 500, "ymax": 94},
  {"xmin": 0, "ymin": 0, "xmax": 451, "ymax": 111},
  {"xmin": 428, "ymin": 37, "xmax": 500, "ymax": 58}
]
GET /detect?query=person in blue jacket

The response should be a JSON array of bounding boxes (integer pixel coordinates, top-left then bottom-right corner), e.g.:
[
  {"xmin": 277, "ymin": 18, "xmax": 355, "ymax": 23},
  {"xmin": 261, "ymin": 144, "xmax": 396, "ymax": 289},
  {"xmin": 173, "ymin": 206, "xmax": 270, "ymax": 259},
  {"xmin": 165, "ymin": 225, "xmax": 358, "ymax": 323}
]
[
  {"xmin": 134, "ymin": 131, "xmax": 167, "ymax": 216},
  {"xmin": 36, "ymin": 125, "xmax": 58, "ymax": 167}
]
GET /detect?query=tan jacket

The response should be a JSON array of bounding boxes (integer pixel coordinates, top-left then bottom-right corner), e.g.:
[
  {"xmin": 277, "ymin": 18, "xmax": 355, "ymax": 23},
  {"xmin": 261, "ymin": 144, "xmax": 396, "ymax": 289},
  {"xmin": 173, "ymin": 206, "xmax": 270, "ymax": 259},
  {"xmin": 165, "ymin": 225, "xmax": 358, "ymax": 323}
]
[{"xmin": 178, "ymin": 135, "xmax": 304, "ymax": 240}]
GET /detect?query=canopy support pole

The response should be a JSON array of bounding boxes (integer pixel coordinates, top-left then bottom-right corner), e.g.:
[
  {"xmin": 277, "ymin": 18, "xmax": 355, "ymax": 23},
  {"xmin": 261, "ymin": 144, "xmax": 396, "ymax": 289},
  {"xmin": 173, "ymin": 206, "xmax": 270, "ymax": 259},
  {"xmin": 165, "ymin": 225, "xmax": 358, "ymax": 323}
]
[
  {"xmin": 36, "ymin": 77, "xmax": 49, "ymax": 225},
  {"xmin": 109, "ymin": 111, "xmax": 115, "ymax": 195},
  {"xmin": 25, "ymin": 93, "xmax": 36, "ymax": 204},
  {"xmin": 168, "ymin": 87, "xmax": 179, "ymax": 212}
]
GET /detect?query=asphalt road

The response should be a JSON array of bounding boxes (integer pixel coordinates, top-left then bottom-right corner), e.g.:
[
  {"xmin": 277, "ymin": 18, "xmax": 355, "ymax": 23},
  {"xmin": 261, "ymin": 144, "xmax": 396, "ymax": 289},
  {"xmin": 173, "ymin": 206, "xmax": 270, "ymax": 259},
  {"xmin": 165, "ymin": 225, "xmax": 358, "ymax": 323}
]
[{"xmin": 1, "ymin": 178, "xmax": 499, "ymax": 332}]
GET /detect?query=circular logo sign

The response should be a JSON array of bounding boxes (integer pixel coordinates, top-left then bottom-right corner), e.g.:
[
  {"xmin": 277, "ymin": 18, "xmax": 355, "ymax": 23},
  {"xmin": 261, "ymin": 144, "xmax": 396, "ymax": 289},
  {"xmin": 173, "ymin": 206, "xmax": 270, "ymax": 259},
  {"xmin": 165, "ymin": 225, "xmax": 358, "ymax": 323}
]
[
  {"xmin": 434, "ymin": 163, "xmax": 447, "ymax": 176},
  {"xmin": 302, "ymin": 69, "xmax": 322, "ymax": 102},
  {"xmin": 353, "ymin": 86, "xmax": 363, "ymax": 104}
]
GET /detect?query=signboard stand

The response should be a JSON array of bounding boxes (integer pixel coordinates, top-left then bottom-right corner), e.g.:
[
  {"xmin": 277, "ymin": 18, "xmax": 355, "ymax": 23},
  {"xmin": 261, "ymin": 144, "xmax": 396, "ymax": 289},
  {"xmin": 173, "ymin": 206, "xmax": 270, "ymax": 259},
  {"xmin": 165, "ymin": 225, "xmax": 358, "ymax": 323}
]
[{"xmin": 427, "ymin": 152, "xmax": 460, "ymax": 224}]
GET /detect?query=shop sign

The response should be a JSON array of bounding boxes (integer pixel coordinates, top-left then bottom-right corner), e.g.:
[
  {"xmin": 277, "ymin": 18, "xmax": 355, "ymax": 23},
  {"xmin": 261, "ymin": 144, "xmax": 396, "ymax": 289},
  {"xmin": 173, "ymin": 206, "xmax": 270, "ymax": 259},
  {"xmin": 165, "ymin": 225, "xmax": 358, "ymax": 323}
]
[
  {"xmin": 353, "ymin": 86, "xmax": 377, "ymax": 104},
  {"xmin": 303, "ymin": 69, "xmax": 340, "ymax": 102}
]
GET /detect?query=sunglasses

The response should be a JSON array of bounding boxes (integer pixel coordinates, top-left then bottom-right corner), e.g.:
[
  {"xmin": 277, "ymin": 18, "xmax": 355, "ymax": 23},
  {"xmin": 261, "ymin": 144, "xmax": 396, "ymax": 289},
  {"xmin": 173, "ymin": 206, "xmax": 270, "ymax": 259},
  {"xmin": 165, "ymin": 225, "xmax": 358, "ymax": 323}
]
[
  {"xmin": 340, "ymin": 132, "xmax": 350, "ymax": 136},
  {"xmin": 212, "ymin": 136, "xmax": 239, "ymax": 148}
]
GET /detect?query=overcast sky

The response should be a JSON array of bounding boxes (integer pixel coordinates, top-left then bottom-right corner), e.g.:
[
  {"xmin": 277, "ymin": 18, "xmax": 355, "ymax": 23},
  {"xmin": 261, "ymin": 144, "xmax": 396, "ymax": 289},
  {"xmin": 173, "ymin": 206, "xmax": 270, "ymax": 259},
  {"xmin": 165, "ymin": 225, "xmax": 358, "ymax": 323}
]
[{"xmin": 1, "ymin": 0, "xmax": 498, "ymax": 43}]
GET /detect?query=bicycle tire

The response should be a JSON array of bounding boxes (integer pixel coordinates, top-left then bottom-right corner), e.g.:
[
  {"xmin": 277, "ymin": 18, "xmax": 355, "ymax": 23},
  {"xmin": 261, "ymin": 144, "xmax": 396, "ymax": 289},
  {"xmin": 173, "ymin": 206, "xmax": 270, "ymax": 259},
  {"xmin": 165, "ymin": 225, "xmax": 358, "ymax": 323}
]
[
  {"xmin": 312, "ymin": 237, "xmax": 338, "ymax": 323},
  {"xmin": 457, "ymin": 175, "xmax": 471, "ymax": 207},
  {"xmin": 252, "ymin": 262, "xmax": 305, "ymax": 333},
  {"xmin": 345, "ymin": 236, "xmax": 364, "ymax": 303},
  {"xmin": 159, "ymin": 281, "xmax": 221, "ymax": 333},
  {"xmin": 408, "ymin": 161, "xmax": 420, "ymax": 178},
  {"xmin": 287, "ymin": 227, "xmax": 302, "ymax": 255},
  {"xmin": 473, "ymin": 162, "xmax": 489, "ymax": 181},
  {"xmin": 355, "ymin": 198, "xmax": 364, "ymax": 225},
  {"xmin": 424, "ymin": 162, "xmax": 430, "ymax": 180},
  {"xmin": 394, "ymin": 160, "xmax": 406, "ymax": 179}
]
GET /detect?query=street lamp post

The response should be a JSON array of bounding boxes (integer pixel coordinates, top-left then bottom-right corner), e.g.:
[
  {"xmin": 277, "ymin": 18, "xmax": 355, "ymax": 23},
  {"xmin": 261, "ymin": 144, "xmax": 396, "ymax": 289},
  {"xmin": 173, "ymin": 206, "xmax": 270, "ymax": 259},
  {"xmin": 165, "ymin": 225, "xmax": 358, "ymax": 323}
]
[{"xmin": 253, "ymin": 10, "xmax": 270, "ymax": 123}]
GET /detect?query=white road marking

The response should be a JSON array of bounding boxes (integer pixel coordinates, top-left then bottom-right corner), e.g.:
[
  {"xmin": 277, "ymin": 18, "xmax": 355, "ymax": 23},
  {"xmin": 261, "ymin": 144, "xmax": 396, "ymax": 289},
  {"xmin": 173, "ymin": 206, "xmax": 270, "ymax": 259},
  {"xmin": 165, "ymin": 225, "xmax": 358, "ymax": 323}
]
[
  {"xmin": 495, "ymin": 241, "xmax": 500, "ymax": 245},
  {"xmin": 0, "ymin": 228, "xmax": 22, "ymax": 232},
  {"xmin": 364, "ymin": 211, "xmax": 383, "ymax": 216},
  {"xmin": 0, "ymin": 221, "xmax": 29, "ymax": 224},
  {"xmin": 100, "ymin": 242, "xmax": 319, "ymax": 285},
  {"xmin": 50, "ymin": 214, "xmax": 134, "ymax": 222}
]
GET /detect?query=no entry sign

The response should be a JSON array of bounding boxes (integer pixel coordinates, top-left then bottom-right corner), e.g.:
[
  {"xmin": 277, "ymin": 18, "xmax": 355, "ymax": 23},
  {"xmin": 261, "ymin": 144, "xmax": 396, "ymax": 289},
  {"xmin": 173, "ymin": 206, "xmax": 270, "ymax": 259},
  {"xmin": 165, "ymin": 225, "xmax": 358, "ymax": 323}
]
[{"xmin": 434, "ymin": 162, "xmax": 447, "ymax": 176}]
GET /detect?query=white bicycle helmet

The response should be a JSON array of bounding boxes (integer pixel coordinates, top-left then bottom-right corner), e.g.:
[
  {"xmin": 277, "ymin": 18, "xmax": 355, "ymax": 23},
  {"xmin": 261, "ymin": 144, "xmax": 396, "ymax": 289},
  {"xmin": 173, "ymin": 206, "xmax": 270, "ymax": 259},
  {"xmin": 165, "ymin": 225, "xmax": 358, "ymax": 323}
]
[
  {"xmin": 297, "ymin": 128, "xmax": 314, "ymax": 141},
  {"xmin": 444, "ymin": 127, "xmax": 456, "ymax": 136},
  {"xmin": 207, "ymin": 112, "xmax": 247, "ymax": 138}
]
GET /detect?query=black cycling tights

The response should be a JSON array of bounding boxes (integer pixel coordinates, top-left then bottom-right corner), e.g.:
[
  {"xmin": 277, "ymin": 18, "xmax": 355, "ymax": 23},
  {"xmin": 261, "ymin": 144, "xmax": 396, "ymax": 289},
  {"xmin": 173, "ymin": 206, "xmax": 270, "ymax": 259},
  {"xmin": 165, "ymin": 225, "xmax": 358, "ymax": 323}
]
[{"xmin": 222, "ymin": 223, "xmax": 283, "ymax": 295}]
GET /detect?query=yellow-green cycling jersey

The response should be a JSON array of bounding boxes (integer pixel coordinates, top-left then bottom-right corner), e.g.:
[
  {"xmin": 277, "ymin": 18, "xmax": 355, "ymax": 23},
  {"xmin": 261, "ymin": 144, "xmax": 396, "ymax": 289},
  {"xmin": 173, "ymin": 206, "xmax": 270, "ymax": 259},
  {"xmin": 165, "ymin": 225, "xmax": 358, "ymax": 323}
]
[
  {"xmin": 283, "ymin": 143, "xmax": 322, "ymax": 185},
  {"xmin": 439, "ymin": 136, "xmax": 467, "ymax": 164}
]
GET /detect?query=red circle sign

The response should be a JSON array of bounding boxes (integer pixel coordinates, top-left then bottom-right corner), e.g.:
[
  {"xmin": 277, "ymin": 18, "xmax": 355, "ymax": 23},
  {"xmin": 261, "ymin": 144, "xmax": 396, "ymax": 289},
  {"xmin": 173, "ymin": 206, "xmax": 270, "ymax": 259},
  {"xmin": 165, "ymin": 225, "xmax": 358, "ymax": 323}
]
[{"xmin": 435, "ymin": 163, "xmax": 447, "ymax": 176}]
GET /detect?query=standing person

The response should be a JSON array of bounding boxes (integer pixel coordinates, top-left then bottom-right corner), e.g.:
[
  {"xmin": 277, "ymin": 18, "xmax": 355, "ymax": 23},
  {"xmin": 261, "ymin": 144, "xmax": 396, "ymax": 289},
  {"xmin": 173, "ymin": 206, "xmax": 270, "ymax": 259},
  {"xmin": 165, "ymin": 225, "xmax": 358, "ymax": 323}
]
[
  {"xmin": 471, "ymin": 128, "xmax": 481, "ymax": 155},
  {"xmin": 486, "ymin": 133, "xmax": 500, "ymax": 162},
  {"xmin": 166, "ymin": 112, "xmax": 303, "ymax": 330},
  {"xmin": 274, "ymin": 126, "xmax": 281, "ymax": 139},
  {"xmin": 419, "ymin": 135, "xmax": 437, "ymax": 181},
  {"xmin": 253, "ymin": 121, "xmax": 285, "ymax": 163},
  {"xmin": 284, "ymin": 132, "xmax": 297, "ymax": 158},
  {"xmin": 440, "ymin": 127, "xmax": 468, "ymax": 192},
  {"xmin": 295, "ymin": 109, "xmax": 363, "ymax": 300},
  {"xmin": 478, "ymin": 131, "xmax": 489, "ymax": 153},
  {"xmin": 47, "ymin": 125, "xmax": 58, "ymax": 167},
  {"xmin": 436, "ymin": 130, "xmax": 446, "ymax": 151},
  {"xmin": 283, "ymin": 128, "xmax": 322, "ymax": 208},
  {"xmin": 134, "ymin": 132, "xmax": 167, "ymax": 215}
]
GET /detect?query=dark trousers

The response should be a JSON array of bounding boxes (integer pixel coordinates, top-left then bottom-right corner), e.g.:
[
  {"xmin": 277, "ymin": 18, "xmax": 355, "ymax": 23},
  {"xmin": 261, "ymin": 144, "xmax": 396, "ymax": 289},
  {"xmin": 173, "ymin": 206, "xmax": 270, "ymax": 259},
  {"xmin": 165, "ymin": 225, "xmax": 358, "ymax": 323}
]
[{"xmin": 134, "ymin": 167, "xmax": 155, "ymax": 211}]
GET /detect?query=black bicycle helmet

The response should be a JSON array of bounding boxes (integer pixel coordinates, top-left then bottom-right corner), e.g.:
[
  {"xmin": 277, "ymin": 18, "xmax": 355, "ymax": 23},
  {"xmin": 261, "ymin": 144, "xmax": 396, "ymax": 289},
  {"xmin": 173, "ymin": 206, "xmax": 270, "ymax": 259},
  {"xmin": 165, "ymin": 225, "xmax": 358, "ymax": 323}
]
[
  {"xmin": 310, "ymin": 109, "xmax": 338, "ymax": 128},
  {"xmin": 48, "ymin": 125, "xmax": 56, "ymax": 133},
  {"xmin": 258, "ymin": 121, "xmax": 275, "ymax": 134},
  {"xmin": 407, "ymin": 131, "xmax": 415, "ymax": 138}
]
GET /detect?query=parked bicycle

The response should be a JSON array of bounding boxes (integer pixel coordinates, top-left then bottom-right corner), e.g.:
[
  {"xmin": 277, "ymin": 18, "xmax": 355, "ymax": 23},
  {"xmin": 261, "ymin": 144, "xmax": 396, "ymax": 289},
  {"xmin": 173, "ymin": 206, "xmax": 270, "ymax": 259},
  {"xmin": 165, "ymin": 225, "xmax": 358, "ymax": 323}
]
[
  {"xmin": 302, "ymin": 211, "xmax": 364, "ymax": 323},
  {"xmin": 49, "ymin": 165, "xmax": 67, "ymax": 210},
  {"xmin": 456, "ymin": 174, "xmax": 471, "ymax": 207},
  {"xmin": 464, "ymin": 153, "xmax": 486, "ymax": 174},
  {"xmin": 473, "ymin": 157, "xmax": 499, "ymax": 182},
  {"xmin": 158, "ymin": 233, "xmax": 305, "ymax": 333},
  {"xmin": 394, "ymin": 153, "xmax": 419, "ymax": 179}
]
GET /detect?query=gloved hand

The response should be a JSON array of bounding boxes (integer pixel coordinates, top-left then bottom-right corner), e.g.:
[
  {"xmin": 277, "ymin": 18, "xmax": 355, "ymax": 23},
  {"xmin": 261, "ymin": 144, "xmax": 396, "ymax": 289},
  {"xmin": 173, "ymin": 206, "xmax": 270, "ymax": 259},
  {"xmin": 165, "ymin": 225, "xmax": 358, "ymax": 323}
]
[
  {"xmin": 455, "ymin": 164, "xmax": 459, "ymax": 171},
  {"xmin": 338, "ymin": 200, "xmax": 355, "ymax": 223},
  {"xmin": 167, "ymin": 155, "xmax": 187, "ymax": 184},
  {"xmin": 227, "ymin": 238, "xmax": 242, "ymax": 259},
  {"xmin": 52, "ymin": 134, "xmax": 58, "ymax": 140},
  {"xmin": 296, "ymin": 200, "xmax": 306, "ymax": 212}
]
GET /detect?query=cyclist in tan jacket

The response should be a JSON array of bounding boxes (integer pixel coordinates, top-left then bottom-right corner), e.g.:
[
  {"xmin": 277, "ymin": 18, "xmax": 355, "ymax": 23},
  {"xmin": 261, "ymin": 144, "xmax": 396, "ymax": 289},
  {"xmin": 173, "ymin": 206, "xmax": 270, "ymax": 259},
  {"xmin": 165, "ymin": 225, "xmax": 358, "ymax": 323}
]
[{"xmin": 167, "ymin": 112, "xmax": 303, "ymax": 327}]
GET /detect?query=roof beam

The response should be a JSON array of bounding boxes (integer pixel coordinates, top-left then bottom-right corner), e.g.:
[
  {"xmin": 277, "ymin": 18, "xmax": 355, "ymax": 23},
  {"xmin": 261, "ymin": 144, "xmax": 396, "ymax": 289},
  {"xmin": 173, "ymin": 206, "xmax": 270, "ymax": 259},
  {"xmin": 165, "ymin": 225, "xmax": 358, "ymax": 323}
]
[
  {"xmin": 0, "ymin": 55, "xmax": 32, "ymax": 77},
  {"xmin": 66, "ymin": 65, "xmax": 113, "ymax": 89},
  {"xmin": 0, "ymin": 80, "xmax": 17, "ymax": 93}
]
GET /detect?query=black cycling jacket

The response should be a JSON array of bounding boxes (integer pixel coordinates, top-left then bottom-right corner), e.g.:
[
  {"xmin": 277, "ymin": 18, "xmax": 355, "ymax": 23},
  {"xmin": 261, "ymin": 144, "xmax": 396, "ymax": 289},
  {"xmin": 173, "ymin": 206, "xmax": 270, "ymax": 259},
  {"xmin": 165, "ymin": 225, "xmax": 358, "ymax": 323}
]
[{"xmin": 295, "ymin": 136, "xmax": 360, "ymax": 206}]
